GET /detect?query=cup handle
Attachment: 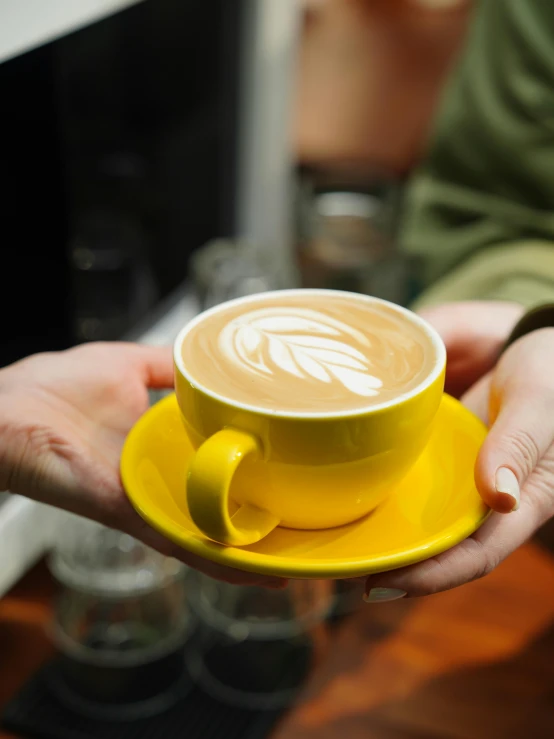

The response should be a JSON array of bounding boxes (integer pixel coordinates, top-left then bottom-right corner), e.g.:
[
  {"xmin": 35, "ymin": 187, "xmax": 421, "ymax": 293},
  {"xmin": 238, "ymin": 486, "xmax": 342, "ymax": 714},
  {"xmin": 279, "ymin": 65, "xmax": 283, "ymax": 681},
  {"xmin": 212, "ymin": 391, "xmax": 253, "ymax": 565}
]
[{"xmin": 186, "ymin": 428, "xmax": 280, "ymax": 546}]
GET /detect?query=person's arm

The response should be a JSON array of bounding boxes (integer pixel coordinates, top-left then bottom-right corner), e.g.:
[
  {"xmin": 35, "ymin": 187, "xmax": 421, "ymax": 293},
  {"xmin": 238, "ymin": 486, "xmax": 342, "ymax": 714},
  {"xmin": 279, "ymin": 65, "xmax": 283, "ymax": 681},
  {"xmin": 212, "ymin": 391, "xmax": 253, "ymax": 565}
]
[{"xmin": 400, "ymin": 0, "xmax": 554, "ymax": 310}]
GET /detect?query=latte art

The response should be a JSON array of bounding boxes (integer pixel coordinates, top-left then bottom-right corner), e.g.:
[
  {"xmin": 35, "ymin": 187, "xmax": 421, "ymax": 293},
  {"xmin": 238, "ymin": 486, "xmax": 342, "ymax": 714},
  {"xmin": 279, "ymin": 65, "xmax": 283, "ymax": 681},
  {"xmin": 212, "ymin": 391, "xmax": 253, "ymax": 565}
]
[
  {"xmin": 180, "ymin": 293, "xmax": 435, "ymax": 413},
  {"xmin": 219, "ymin": 307, "xmax": 384, "ymax": 398}
]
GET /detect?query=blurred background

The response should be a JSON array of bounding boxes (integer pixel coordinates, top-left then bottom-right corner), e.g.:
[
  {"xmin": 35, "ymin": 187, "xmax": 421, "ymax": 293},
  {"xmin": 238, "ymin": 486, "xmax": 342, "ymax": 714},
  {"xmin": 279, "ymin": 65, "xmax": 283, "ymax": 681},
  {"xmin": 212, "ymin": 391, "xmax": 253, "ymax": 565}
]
[
  {"xmin": 0, "ymin": 0, "xmax": 471, "ymax": 367},
  {"xmin": 5, "ymin": 2, "xmax": 554, "ymax": 738}
]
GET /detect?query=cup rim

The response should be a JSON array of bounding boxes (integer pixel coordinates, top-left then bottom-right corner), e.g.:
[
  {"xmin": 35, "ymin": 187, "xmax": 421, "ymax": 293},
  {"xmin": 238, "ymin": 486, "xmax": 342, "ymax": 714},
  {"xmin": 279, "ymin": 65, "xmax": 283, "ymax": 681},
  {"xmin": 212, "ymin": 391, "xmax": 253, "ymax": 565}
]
[{"xmin": 173, "ymin": 289, "xmax": 446, "ymax": 420}]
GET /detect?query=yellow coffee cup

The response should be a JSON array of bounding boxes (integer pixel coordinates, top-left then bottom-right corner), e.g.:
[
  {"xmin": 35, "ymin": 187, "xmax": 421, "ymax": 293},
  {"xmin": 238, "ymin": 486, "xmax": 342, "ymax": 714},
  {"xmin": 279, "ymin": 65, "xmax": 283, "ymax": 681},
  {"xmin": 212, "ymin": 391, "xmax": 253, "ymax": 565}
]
[{"xmin": 174, "ymin": 290, "xmax": 446, "ymax": 547}]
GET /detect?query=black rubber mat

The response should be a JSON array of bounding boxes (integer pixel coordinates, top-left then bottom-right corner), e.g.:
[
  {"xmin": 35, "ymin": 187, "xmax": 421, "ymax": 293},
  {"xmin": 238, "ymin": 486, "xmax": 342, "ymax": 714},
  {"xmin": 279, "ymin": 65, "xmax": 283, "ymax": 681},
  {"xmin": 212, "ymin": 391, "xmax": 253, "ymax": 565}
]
[{"xmin": 2, "ymin": 636, "xmax": 311, "ymax": 739}]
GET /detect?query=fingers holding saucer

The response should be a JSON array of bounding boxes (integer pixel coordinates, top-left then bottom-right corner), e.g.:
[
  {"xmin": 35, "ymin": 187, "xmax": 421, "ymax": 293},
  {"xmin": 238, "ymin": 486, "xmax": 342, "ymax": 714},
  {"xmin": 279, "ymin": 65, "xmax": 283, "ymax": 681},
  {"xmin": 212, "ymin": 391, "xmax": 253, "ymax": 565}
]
[{"xmin": 362, "ymin": 497, "xmax": 540, "ymax": 600}]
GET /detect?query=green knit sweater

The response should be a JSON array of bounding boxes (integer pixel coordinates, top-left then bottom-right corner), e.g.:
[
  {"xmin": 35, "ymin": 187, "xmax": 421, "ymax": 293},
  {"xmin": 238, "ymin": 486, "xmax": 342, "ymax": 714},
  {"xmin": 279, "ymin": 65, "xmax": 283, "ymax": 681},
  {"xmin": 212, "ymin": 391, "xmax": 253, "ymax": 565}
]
[{"xmin": 400, "ymin": 0, "xmax": 554, "ymax": 310}]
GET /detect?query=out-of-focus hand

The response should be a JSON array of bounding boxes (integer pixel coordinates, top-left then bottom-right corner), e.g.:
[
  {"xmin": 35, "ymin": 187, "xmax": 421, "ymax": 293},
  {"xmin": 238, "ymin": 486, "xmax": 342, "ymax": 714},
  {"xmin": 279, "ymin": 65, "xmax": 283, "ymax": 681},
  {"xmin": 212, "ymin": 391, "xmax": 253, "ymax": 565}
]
[
  {"xmin": 418, "ymin": 301, "xmax": 524, "ymax": 397},
  {"xmin": 0, "ymin": 343, "xmax": 284, "ymax": 587},
  {"xmin": 363, "ymin": 328, "xmax": 554, "ymax": 601}
]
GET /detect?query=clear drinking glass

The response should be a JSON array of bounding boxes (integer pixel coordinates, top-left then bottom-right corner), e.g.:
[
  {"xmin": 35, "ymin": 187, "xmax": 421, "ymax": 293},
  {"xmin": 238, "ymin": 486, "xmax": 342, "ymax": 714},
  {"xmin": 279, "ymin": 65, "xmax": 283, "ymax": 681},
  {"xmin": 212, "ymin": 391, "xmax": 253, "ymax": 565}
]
[
  {"xmin": 187, "ymin": 573, "xmax": 333, "ymax": 640},
  {"xmin": 184, "ymin": 573, "xmax": 334, "ymax": 709},
  {"xmin": 190, "ymin": 238, "xmax": 285, "ymax": 310},
  {"xmin": 47, "ymin": 517, "xmax": 193, "ymax": 719}
]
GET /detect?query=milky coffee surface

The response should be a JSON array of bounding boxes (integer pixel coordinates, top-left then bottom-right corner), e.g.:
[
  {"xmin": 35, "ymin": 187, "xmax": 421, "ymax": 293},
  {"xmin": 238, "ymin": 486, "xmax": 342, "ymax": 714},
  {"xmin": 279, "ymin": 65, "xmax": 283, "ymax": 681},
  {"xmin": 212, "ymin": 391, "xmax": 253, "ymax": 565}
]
[{"xmin": 180, "ymin": 293, "xmax": 434, "ymax": 413}]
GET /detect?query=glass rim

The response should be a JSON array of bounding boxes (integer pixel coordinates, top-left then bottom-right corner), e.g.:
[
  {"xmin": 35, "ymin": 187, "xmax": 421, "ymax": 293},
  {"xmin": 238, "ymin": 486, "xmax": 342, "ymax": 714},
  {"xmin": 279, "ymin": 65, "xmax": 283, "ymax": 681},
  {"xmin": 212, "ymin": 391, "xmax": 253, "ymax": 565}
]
[{"xmin": 186, "ymin": 573, "xmax": 334, "ymax": 641}]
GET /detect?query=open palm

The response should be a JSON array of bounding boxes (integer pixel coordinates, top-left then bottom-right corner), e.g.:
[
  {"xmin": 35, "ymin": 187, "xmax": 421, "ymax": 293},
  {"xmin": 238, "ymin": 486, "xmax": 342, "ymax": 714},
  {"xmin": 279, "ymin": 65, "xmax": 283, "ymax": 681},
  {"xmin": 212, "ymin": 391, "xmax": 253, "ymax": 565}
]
[{"xmin": 0, "ymin": 343, "xmax": 281, "ymax": 587}]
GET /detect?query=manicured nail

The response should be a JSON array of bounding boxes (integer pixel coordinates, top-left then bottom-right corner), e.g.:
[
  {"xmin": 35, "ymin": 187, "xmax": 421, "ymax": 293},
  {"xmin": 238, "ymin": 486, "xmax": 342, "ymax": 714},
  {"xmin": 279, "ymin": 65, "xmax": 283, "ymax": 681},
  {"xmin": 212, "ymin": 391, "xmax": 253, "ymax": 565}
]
[
  {"xmin": 363, "ymin": 587, "xmax": 407, "ymax": 603},
  {"xmin": 495, "ymin": 467, "xmax": 520, "ymax": 511}
]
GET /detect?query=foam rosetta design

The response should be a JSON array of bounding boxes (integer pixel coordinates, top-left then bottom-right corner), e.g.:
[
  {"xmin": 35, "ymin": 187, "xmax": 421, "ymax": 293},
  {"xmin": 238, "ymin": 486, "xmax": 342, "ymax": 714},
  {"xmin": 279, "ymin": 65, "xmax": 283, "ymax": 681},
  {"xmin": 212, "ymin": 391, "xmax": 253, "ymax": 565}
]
[{"xmin": 219, "ymin": 307, "xmax": 384, "ymax": 398}]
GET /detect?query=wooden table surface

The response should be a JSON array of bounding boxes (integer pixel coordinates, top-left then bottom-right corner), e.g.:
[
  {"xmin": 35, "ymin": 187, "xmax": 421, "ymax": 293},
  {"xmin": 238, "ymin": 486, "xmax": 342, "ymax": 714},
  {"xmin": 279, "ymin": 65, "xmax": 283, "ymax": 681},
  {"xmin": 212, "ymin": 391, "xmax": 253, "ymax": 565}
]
[{"xmin": 3, "ymin": 541, "xmax": 554, "ymax": 739}]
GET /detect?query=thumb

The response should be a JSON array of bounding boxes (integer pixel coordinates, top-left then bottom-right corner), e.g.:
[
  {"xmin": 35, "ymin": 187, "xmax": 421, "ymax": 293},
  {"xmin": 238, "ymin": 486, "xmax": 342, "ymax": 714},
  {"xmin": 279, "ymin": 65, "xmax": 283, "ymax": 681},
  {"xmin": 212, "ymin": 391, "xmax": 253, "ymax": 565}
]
[
  {"xmin": 135, "ymin": 344, "xmax": 175, "ymax": 389},
  {"xmin": 474, "ymin": 389, "xmax": 554, "ymax": 513}
]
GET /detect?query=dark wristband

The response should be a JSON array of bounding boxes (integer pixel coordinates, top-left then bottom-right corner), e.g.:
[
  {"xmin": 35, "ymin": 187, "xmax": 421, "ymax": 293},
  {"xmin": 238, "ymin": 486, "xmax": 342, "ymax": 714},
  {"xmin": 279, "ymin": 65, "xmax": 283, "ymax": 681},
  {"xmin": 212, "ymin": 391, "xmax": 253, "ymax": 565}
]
[{"xmin": 502, "ymin": 303, "xmax": 554, "ymax": 354}]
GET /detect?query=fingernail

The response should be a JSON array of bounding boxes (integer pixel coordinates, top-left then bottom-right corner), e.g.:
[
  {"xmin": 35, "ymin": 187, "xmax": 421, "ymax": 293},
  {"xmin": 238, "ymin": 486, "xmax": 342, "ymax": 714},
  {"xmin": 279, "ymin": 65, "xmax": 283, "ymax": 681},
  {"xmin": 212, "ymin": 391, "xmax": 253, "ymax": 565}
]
[
  {"xmin": 495, "ymin": 467, "xmax": 520, "ymax": 511},
  {"xmin": 363, "ymin": 587, "xmax": 407, "ymax": 603}
]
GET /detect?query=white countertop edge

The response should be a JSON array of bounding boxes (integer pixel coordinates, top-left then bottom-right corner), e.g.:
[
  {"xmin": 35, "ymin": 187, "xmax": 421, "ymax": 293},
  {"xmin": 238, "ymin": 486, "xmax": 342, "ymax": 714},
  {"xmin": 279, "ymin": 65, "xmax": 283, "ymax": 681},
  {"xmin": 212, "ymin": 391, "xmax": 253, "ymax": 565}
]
[{"xmin": 0, "ymin": 0, "xmax": 145, "ymax": 65}]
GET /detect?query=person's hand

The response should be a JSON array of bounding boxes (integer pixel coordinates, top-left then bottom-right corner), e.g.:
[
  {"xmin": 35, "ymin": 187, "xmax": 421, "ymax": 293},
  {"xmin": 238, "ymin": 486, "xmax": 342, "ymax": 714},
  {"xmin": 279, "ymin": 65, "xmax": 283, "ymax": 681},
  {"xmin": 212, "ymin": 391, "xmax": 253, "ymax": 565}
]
[
  {"xmin": 418, "ymin": 301, "xmax": 524, "ymax": 398},
  {"xmin": 0, "ymin": 343, "xmax": 284, "ymax": 587},
  {"xmin": 363, "ymin": 327, "xmax": 554, "ymax": 601}
]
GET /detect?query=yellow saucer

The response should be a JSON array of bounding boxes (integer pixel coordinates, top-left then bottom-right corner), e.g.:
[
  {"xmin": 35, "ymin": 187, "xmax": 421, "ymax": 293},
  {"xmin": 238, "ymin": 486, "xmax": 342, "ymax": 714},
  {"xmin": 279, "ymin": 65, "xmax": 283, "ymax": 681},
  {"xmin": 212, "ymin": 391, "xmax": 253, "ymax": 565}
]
[{"xmin": 121, "ymin": 394, "xmax": 490, "ymax": 579}]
